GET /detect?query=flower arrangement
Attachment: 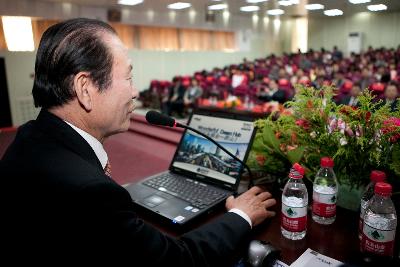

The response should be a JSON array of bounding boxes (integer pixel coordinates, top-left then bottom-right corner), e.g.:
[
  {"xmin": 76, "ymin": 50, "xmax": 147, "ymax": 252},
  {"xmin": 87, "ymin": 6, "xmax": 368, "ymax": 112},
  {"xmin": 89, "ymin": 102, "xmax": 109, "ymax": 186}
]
[{"xmin": 247, "ymin": 85, "xmax": 400, "ymax": 190}]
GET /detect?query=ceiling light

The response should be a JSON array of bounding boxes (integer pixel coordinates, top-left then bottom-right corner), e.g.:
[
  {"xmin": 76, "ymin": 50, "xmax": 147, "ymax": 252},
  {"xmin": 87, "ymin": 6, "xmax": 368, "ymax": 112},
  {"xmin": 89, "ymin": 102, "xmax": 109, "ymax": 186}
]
[
  {"xmin": 348, "ymin": 0, "xmax": 371, "ymax": 4},
  {"xmin": 246, "ymin": 0, "xmax": 268, "ymax": 3},
  {"xmin": 240, "ymin": 6, "xmax": 260, "ymax": 12},
  {"xmin": 305, "ymin": 4, "xmax": 324, "ymax": 10},
  {"xmin": 208, "ymin": 3, "xmax": 227, "ymax": 10},
  {"xmin": 117, "ymin": 0, "xmax": 143, "ymax": 6},
  {"xmin": 267, "ymin": 9, "xmax": 284, "ymax": 15},
  {"xmin": 324, "ymin": 9, "xmax": 343, "ymax": 16},
  {"xmin": 167, "ymin": 2, "xmax": 191, "ymax": 10},
  {"xmin": 367, "ymin": 4, "xmax": 387, "ymax": 11},
  {"xmin": 2, "ymin": 16, "xmax": 34, "ymax": 51},
  {"xmin": 279, "ymin": 1, "xmax": 293, "ymax": 6}
]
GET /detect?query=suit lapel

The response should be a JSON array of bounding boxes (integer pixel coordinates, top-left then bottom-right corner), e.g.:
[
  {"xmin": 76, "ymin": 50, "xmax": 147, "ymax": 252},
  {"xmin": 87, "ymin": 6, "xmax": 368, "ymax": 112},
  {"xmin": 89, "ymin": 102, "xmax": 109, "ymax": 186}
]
[{"xmin": 35, "ymin": 110, "xmax": 104, "ymax": 172}]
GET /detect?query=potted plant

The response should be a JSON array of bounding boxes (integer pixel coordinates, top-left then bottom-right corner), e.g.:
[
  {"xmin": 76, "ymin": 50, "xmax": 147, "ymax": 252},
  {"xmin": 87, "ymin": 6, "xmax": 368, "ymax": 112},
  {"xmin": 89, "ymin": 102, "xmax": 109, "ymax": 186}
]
[{"xmin": 247, "ymin": 85, "xmax": 400, "ymax": 210}]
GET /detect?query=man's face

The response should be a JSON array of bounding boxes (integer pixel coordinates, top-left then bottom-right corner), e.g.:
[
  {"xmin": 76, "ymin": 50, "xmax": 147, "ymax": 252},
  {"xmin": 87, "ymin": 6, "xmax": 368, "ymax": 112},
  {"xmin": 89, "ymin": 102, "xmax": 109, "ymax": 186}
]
[
  {"xmin": 92, "ymin": 33, "xmax": 137, "ymax": 138},
  {"xmin": 385, "ymin": 85, "xmax": 398, "ymax": 100}
]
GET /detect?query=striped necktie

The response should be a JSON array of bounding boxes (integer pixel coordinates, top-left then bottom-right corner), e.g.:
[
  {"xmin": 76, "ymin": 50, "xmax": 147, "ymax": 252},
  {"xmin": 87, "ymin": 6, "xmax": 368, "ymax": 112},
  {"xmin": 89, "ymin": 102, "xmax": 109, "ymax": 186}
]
[{"xmin": 104, "ymin": 160, "xmax": 112, "ymax": 177}]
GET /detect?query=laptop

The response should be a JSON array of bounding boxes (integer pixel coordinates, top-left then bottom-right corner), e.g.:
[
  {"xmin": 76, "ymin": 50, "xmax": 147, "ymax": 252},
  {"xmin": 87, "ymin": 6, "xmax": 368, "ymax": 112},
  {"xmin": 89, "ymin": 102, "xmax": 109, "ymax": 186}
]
[{"xmin": 126, "ymin": 109, "xmax": 256, "ymax": 226}]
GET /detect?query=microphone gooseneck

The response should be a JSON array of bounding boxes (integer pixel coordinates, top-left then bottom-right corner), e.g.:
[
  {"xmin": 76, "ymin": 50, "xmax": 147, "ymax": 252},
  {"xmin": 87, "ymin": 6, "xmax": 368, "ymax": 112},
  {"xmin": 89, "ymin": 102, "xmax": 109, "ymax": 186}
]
[{"xmin": 145, "ymin": 111, "xmax": 254, "ymax": 188}]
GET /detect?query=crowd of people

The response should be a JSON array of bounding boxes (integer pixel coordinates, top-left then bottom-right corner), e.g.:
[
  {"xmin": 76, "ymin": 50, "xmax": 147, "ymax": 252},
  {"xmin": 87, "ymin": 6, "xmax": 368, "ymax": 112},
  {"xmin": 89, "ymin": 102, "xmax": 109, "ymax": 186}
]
[{"xmin": 140, "ymin": 46, "xmax": 400, "ymax": 116}]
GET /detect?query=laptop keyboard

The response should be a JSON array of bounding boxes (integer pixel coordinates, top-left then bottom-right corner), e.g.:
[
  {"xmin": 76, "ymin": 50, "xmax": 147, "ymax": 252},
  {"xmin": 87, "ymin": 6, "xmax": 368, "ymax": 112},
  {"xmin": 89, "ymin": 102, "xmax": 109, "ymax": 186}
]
[{"xmin": 143, "ymin": 173, "xmax": 228, "ymax": 209}]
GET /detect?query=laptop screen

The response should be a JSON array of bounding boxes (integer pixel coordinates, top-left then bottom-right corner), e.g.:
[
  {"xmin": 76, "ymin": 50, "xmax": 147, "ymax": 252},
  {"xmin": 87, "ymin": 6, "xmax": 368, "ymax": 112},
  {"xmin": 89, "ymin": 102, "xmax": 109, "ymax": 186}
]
[{"xmin": 171, "ymin": 113, "xmax": 254, "ymax": 186}]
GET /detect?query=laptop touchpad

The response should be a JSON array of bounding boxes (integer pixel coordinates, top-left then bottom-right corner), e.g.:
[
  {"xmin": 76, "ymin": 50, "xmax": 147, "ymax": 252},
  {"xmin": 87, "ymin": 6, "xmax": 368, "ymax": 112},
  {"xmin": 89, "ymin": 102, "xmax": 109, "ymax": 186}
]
[{"xmin": 142, "ymin": 195, "xmax": 166, "ymax": 207}]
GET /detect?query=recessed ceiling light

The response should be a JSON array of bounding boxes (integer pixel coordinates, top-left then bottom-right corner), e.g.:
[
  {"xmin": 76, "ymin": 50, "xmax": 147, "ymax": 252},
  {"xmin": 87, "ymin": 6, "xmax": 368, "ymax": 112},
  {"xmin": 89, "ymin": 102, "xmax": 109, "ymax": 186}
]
[
  {"xmin": 279, "ymin": 1, "xmax": 293, "ymax": 6},
  {"xmin": 208, "ymin": 3, "xmax": 228, "ymax": 10},
  {"xmin": 324, "ymin": 9, "xmax": 343, "ymax": 16},
  {"xmin": 240, "ymin": 5, "xmax": 260, "ymax": 12},
  {"xmin": 167, "ymin": 2, "xmax": 191, "ymax": 10},
  {"xmin": 267, "ymin": 9, "xmax": 284, "ymax": 15},
  {"xmin": 305, "ymin": 4, "xmax": 324, "ymax": 10},
  {"xmin": 117, "ymin": 0, "xmax": 143, "ymax": 6},
  {"xmin": 367, "ymin": 4, "xmax": 387, "ymax": 11},
  {"xmin": 348, "ymin": 0, "xmax": 371, "ymax": 4},
  {"xmin": 2, "ymin": 16, "xmax": 34, "ymax": 51},
  {"xmin": 246, "ymin": 0, "xmax": 268, "ymax": 3}
]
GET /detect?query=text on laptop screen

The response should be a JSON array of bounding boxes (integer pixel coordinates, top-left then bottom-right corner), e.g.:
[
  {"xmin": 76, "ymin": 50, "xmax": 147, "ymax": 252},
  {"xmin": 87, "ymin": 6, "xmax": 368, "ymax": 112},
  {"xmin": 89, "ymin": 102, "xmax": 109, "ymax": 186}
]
[{"xmin": 172, "ymin": 114, "xmax": 254, "ymax": 185}]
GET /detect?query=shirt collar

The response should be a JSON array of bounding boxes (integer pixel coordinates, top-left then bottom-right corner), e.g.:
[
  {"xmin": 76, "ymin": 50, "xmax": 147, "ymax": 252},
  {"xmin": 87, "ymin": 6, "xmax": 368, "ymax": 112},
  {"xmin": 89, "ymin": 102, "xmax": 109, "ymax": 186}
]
[{"xmin": 64, "ymin": 121, "xmax": 108, "ymax": 169}]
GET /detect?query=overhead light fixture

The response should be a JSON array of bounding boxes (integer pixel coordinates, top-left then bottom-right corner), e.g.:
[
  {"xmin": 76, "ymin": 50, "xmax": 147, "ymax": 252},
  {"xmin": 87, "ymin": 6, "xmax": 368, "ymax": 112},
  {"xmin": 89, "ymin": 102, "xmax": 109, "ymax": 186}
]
[
  {"xmin": 167, "ymin": 2, "xmax": 191, "ymax": 10},
  {"xmin": 240, "ymin": 5, "xmax": 260, "ymax": 12},
  {"xmin": 305, "ymin": 4, "xmax": 324, "ymax": 10},
  {"xmin": 324, "ymin": 9, "xmax": 343, "ymax": 16},
  {"xmin": 208, "ymin": 3, "xmax": 227, "ymax": 10},
  {"xmin": 367, "ymin": 4, "xmax": 387, "ymax": 11},
  {"xmin": 117, "ymin": 0, "xmax": 143, "ymax": 6},
  {"xmin": 267, "ymin": 9, "xmax": 284, "ymax": 15},
  {"xmin": 349, "ymin": 0, "xmax": 371, "ymax": 4},
  {"xmin": 279, "ymin": 1, "xmax": 293, "ymax": 6},
  {"xmin": 2, "ymin": 16, "xmax": 34, "ymax": 51},
  {"xmin": 246, "ymin": 0, "xmax": 268, "ymax": 3}
]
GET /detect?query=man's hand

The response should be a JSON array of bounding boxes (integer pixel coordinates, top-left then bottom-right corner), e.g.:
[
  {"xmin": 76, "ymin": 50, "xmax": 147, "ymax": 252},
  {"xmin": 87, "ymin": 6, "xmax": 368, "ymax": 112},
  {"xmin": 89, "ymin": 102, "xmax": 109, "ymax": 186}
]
[{"xmin": 226, "ymin": 186, "xmax": 276, "ymax": 227}]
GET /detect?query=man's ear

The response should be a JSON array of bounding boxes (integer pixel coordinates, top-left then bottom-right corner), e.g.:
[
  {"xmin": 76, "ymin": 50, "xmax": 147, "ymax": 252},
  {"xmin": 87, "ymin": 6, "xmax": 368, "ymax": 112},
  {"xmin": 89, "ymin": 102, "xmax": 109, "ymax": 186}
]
[{"xmin": 73, "ymin": 72, "xmax": 93, "ymax": 111}]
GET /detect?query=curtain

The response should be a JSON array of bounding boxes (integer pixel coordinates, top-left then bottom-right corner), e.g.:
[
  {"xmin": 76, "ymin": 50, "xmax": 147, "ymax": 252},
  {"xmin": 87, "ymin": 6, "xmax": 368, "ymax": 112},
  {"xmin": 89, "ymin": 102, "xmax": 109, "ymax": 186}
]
[
  {"xmin": 110, "ymin": 23, "xmax": 136, "ymax": 49},
  {"xmin": 180, "ymin": 29, "xmax": 213, "ymax": 51},
  {"xmin": 0, "ymin": 20, "xmax": 7, "ymax": 50},
  {"xmin": 212, "ymin": 31, "xmax": 235, "ymax": 51},
  {"xmin": 139, "ymin": 26, "xmax": 179, "ymax": 50}
]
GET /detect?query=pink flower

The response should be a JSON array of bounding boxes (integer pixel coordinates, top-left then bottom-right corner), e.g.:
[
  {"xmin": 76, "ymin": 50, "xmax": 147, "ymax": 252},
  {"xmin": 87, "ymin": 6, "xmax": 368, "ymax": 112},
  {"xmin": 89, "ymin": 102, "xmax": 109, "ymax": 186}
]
[
  {"xmin": 382, "ymin": 117, "xmax": 400, "ymax": 143},
  {"xmin": 296, "ymin": 119, "xmax": 311, "ymax": 130}
]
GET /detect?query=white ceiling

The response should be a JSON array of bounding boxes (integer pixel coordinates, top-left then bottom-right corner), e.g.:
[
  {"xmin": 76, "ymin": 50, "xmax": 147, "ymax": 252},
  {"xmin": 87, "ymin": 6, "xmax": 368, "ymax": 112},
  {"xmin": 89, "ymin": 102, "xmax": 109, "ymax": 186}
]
[{"xmin": 41, "ymin": 0, "xmax": 400, "ymax": 18}]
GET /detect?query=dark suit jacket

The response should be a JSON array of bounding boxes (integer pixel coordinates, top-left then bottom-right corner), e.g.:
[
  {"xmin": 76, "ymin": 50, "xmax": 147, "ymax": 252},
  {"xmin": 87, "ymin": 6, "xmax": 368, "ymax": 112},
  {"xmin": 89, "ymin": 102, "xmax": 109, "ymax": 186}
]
[{"xmin": 1, "ymin": 110, "xmax": 251, "ymax": 266}]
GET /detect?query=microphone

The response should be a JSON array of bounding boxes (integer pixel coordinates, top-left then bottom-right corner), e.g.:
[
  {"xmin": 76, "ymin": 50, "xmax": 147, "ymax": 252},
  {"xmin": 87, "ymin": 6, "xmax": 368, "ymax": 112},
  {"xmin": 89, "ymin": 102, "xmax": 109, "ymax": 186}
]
[{"xmin": 145, "ymin": 110, "xmax": 254, "ymax": 188}]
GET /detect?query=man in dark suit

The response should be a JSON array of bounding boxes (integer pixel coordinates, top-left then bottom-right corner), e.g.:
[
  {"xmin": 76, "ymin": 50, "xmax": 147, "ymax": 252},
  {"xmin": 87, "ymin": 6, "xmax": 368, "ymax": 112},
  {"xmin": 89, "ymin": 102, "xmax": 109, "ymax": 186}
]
[
  {"xmin": 381, "ymin": 82, "xmax": 399, "ymax": 112},
  {"xmin": 1, "ymin": 18, "xmax": 276, "ymax": 266},
  {"xmin": 339, "ymin": 83, "xmax": 362, "ymax": 107}
]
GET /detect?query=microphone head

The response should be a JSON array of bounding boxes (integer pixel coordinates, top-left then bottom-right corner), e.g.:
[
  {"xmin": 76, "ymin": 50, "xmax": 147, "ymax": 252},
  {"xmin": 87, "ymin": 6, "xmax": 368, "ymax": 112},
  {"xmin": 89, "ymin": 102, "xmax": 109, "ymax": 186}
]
[{"xmin": 145, "ymin": 110, "xmax": 175, "ymax": 127}]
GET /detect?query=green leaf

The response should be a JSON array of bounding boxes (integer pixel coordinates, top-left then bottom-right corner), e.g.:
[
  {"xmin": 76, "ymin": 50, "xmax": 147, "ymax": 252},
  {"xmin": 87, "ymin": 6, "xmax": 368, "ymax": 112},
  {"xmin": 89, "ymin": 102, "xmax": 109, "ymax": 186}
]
[
  {"xmin": 262, "ymin": 126, "xmax": 283, "ymax": 156},
  {"xmin": 287, "ymin": 146, "xmax": 305, "ymax": 164}
]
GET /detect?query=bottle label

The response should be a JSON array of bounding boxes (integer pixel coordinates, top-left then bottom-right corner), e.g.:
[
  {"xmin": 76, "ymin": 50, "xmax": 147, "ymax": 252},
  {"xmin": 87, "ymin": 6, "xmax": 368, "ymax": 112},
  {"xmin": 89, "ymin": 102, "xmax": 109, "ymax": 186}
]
[
  {"xmin": 312, "ymin": 190, "xmax": 337, "ymax": 218},
  {"xmin": 281, "ymin": 203, "xmax": 307, "ymax": 232},
  {"xmin": 361, "ymin": 223, "xmax": 396, "ymax": 256}
]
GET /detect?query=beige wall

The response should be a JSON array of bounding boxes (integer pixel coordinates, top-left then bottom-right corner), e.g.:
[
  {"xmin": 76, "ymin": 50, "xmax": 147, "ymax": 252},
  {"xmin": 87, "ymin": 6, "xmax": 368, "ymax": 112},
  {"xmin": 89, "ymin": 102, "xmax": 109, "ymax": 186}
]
[{"xmin": 308, "ymin": 11, "xmax": 400, "ymax": 54}]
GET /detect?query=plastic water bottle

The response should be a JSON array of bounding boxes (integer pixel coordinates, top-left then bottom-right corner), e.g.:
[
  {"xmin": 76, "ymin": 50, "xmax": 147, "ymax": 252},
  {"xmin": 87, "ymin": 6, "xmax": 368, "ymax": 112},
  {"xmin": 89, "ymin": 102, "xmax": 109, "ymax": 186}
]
[
  {"xmin": 361, "ymin": 182, "xmax": 397, "ymax": 258},
  {"xmin": 359, "ymin": 170, "xmax": 386, "ymax": 239},
  {"xmin": 312, "ymin": 157, "xmax": 338, "ymax": 225},
  {"xmin": 281, "ymin": 163, "xmax": 308, "ymax": 240}
]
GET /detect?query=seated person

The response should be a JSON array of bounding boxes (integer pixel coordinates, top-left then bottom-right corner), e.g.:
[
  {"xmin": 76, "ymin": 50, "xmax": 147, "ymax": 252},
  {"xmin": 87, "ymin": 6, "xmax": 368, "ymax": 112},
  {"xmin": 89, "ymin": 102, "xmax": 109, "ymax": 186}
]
[
  {"xmin": 257, "ymin": 79, "xmax": 286, "ymax": 104},
  {"xmin": 380, "ymin": 82, "xmax": 399, "ymax": 112},
  {"xmin": 339, "ymin": 83, "xmax": 362, "ymax": 107},
  {"xmin": 184, "ymin": 78, "xmax": 203, "ymax": 111},
  {"xmin": 231, "ymin": 69, "xmax": 248, "ymax": 89},
  {"xmin": 165, "ymin": 77, "xmax": 186, "ymax": 117}
]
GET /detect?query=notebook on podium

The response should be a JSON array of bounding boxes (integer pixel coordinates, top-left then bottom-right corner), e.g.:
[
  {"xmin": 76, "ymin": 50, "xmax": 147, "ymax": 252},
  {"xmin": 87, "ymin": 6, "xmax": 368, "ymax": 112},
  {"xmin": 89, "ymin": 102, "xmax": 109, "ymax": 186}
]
[{"xmin": 126, "ymin": 109, "xmax": 256, "ymax": 226}]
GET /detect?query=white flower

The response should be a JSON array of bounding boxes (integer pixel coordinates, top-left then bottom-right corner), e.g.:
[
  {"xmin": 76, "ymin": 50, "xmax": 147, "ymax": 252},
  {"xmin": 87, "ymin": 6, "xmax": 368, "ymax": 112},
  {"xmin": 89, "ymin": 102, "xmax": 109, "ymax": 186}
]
[
  {"xmin": 340, "ymin": 137, "xmax": 348, "ymax": 146},
  {"xmin": 310, "ymin": 131, "xmax": 317, "ymax": 138}
]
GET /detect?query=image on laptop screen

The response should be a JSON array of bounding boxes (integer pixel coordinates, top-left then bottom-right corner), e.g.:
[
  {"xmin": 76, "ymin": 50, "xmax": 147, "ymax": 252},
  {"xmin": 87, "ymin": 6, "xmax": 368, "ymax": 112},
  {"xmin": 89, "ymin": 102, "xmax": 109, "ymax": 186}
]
[{"xmin": 172, "ymin": 114, "xmax": 254, "ymax": 185}]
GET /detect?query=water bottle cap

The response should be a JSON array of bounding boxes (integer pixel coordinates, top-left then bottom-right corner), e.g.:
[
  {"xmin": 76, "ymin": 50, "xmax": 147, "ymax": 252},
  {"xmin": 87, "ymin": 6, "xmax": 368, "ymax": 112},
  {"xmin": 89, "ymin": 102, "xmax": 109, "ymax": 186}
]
[
  {"xmin": 370, "ymin": 170, "xmax": 386, "ymax": 182},
  {"xmin": 289, "ymin": 163, "xmax": 304, "ymax": 179},
  {"xmin": 320, "ymin": 157, "xmax": 334, "ymax": 168},
  {"xmin": 374, "ymin": 182, "xmax": 392, "ymax": 196}
]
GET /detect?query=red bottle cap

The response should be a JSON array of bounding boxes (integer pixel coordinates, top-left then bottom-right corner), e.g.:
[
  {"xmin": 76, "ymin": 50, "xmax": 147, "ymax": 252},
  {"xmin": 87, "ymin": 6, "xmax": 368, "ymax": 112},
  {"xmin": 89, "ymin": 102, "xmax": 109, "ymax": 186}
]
[
  {"xmin": 289, "ymin": 163, "xmax": 304, "ymax": 179},
  {"xmin": 374, "ymin": 182, "xmax": 392, "ymax": 196},
  {"xmin": 320, "ymin": 157, "xmax": 334, "ymax": 168},
  {"xmin": 370, "ymin": 170, "xmax": 386, "ymax": 183}
]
